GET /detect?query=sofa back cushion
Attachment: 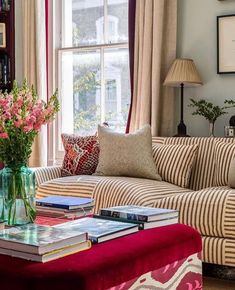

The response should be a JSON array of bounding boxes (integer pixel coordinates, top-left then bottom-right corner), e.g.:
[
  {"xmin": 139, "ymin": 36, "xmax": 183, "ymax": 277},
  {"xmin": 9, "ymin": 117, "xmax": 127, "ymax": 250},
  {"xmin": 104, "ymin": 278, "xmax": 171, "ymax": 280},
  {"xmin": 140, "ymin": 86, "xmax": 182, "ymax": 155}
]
[
  {"xmin": 61, "ymin": 134, "xmax": 100, "ymax": 176},
  {"xmin": 152, "ymin": 137, "xmax": 235, "ymax": 190},
  {"xmin": 214, "ymin": 141, "xmax": 235, "ymax": 186},
  {"xmin": 152, "ymin": 144, "xmax": 198, "ymax": 188},
  {"xmin": 95, "ymin": 125, "xmax": 162, "ymax": 180}
]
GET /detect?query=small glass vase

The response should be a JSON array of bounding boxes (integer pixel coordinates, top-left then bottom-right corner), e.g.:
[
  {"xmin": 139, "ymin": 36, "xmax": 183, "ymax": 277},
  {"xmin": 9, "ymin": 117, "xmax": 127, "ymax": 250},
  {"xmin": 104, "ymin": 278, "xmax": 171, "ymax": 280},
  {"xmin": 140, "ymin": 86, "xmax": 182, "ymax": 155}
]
[
  {"xmin": 209, "ymin": 122, "xmax": 215, "ymax": 137},
  {"xmin": 0, "ymin": 165, "xmax": 36, "ymax": 226}
]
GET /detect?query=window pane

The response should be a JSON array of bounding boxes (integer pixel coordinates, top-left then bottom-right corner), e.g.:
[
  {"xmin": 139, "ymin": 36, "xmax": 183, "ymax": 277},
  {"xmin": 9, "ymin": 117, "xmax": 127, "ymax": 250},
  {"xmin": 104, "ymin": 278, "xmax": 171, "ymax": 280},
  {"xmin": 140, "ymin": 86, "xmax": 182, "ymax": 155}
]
[
  {"xmin": 104, "ymin": 48, "xmax": 130, "ymax": 132},
  {"xmin": 60, "ymin": 50, "xmax": 101, "ymax": 136},
  {"xmin": 63, "ymin": 0, "xmax": 104, "ymax": 47},
  {"xmin": 107, "ymin": 0, "xmax": 128, "ymax": 43}
]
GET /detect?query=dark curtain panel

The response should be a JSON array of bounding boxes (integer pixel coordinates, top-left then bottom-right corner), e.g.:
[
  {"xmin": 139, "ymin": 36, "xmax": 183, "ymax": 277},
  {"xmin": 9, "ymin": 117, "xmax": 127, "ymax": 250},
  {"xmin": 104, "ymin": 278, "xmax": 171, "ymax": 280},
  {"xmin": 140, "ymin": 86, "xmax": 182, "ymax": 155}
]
[{"xmin": 126, "ymin": 0, "xmax": 136, "ymax": 133}]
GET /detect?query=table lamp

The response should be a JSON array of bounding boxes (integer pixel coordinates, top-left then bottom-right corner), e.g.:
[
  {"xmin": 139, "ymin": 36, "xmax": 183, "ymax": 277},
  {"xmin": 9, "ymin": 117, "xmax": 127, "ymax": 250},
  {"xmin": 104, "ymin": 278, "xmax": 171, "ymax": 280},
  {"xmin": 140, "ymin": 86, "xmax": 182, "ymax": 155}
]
[{"xmin": 164, "ymin": 58, "xmax": 203, "ymax": 137}]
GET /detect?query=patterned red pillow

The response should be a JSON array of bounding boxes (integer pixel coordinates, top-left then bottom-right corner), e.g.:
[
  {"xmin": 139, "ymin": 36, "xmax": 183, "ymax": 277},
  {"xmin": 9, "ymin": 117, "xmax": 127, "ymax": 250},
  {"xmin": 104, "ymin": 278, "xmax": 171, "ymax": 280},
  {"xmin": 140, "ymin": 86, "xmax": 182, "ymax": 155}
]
[{"xmin": 61, "ymin": 134, "xmax": 100, "ymax": 176}]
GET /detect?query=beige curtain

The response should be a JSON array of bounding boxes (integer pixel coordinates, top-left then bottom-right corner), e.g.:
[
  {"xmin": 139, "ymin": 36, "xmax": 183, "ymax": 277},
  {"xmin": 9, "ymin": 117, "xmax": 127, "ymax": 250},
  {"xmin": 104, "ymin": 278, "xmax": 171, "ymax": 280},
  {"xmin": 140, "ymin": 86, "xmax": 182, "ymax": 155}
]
[
  {"xmin": 22, "ymin": 0, "xmax": 48, "ymax": 167},
  {"xmin": 129, "ymin": 0, "xmax": 177, "ymax": 136}
]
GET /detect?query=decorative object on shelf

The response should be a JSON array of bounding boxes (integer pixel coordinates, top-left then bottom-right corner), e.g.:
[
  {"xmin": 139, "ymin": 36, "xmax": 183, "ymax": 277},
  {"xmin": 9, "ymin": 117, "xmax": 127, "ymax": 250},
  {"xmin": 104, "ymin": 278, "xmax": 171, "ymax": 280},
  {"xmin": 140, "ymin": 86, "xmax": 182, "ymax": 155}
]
[
  {"xmin": 217, "ymin": 14, "xmax": 235, "ymax": 74},
  {"xmin": 0, "ymin": 23, "xmax": 6, "ymax": 48},
  {"xmin": 0, "ymin": 0, "xmax": 11, "ymax": 11},
  {"xmin": 224, "ymin": 126, "xmax": 235, "ymax": 137},
  {"xmin": 0, "ymin": 80, "xmax": 59, "ymax": 225},
  {"xmin": 164, "ymin": 58, "xmax": 203, "ymax": 137},
  {"xmin": 225, "ymin": 116, "xmax": 235, "ymax": 137},
  {"xmin": 189, "ymin": 99, "xmax": 235, "ymax": 137},
  {"xmin": 230, "ymin": 115, "xmax": 235, "ymax": 126}
]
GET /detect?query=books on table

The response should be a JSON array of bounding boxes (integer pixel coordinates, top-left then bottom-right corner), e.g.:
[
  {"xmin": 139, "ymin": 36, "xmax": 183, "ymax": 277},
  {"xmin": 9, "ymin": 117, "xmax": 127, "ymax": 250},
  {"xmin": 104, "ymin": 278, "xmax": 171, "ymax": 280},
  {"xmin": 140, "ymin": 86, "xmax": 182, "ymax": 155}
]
[
  {"xmin": 99, "ymin": 205, "xmax": 179, "ymax": 229},
  {"xmin": 36, "ymin": 196, "xmax": 94, "ymax": 218},
  {"xmin": 36, "ymin": 196, "xmax": 95, "ymax": 210},
  {"xmin": 0, "ymin": 224, "xmax": 87, "ymax": 254},
  {"xmin": 0, "ymin": 223, "xmax": 90, "ymax": 262},
  {"xmin": 36, "ymin": 206, "xmax": 93, "ymax": 219},
  {"xmin": 55, "ymin": 217, "xmax": 139, "ymax": 244},
  {"xmin": 0, "ymin": 241, "xmax": 91, "ymax": 263}
]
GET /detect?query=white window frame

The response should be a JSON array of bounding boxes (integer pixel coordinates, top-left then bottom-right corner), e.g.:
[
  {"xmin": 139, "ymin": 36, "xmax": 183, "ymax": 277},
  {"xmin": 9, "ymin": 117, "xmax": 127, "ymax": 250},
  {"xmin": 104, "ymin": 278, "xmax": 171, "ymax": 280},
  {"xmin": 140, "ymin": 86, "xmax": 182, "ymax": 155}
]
[{"xmin": 48, "ymin": 0, "xmax": 129, "ymax": 165}]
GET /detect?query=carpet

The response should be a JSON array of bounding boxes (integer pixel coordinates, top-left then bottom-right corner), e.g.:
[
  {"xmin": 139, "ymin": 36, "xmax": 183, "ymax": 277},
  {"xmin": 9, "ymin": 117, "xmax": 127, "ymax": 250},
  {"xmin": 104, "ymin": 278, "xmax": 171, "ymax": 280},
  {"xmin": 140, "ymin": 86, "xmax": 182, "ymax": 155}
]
[{"xmin": 204, "ymin": 277, "xmax": 235, "ymax": 290}]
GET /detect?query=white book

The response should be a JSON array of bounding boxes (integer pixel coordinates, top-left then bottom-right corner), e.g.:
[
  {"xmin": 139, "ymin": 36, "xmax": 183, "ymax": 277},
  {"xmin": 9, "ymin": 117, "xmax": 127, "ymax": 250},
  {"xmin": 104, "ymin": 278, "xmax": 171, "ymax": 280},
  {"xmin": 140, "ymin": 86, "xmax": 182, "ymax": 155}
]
[
  {"xmin": 0, "ymin": 240, "xmax": 91, "ymax": 263},
  {"xmin": 0, "ymin": 224, "xmax": 87, "ymax": 255}
]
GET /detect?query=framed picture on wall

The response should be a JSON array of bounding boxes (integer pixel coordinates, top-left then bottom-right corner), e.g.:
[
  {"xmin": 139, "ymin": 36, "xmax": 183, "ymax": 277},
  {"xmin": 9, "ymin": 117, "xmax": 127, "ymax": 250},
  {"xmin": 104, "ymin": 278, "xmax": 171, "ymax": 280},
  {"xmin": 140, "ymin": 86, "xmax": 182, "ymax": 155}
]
[
  {"xmin": 217, "ymin": 14, "xmax": 235, "ymax": 74},
  {"xmin": 0, "ymin": 23, "xmax": 6, "ymax": 48}
]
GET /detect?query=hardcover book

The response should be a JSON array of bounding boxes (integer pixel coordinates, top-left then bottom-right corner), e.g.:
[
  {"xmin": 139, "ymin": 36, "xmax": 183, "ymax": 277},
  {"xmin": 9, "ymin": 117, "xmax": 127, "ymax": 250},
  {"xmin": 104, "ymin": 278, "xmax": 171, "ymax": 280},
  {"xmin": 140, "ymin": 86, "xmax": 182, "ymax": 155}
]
[
  {"xmin": 36, "ymin": 196, "xmax": 95, "ymax": 210},
  {"xmin": 100, "ymin": 205, "xmax": 178, "ymax": 222},
  {"xmin": 0, "ymin": 224, "xmax": 87, "ymax": 254},
  {"xmin": 55, "ymin": 217, "xmax": 139, "ymax": 243},
  {"xmin": 0, "ymin": 240, "xmax": 91, "ymax": 263},
  {"xmin": 94, "ymin": 215, "xmax": 178, "ymax": 230},
  {"xmin": 36, "ymin": 206, "xmax": 93, "ymax": 219}
]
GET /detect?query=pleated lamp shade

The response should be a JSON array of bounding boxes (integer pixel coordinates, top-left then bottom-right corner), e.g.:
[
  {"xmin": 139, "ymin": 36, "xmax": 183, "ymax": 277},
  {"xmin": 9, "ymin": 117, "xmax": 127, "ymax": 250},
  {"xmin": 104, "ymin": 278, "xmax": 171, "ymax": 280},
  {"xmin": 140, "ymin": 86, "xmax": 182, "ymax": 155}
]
[{"xmin": 164, "ymin": 58, "xmax": 203, "ymax": 87}]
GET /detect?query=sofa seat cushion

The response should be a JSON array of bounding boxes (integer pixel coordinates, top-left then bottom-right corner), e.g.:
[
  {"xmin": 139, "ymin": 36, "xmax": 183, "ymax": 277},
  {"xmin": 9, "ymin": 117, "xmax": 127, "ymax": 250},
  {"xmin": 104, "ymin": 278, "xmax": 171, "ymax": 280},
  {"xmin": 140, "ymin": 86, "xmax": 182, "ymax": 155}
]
[
  {"xmin": 155, "ymin": 186, "xmax": 235, "ymax": 239},
  {"xmin": 36, "ymin": 175, "xmax": 101, "ymax": 199},
  {"xmin": 91, "ymin": 176, "xmax": 191, "ymax": 213}
]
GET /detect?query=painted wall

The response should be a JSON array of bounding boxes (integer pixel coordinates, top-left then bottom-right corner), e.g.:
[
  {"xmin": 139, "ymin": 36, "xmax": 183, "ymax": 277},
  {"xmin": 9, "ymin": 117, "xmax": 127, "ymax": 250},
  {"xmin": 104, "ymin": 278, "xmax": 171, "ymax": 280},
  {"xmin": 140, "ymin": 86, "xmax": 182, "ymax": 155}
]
[{"xmin": 177, "ymin": 0, "xmax": 235, "ymax": 137}]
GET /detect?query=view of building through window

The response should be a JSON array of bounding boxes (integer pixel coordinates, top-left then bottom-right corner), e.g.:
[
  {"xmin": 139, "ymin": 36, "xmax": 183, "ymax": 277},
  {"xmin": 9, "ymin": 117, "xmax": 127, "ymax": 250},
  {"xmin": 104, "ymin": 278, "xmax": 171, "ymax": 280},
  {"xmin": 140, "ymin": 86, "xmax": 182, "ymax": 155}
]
[{"xmin": 59, "ymin": 0, "xmax": 130, "ymax": 136}]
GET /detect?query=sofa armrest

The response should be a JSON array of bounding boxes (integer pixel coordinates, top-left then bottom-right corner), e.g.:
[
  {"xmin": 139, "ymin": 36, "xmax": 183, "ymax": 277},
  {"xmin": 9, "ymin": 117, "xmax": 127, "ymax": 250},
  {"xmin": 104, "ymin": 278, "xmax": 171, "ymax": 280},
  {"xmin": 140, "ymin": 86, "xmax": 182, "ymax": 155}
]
[{"xmin": 32, "ymin": 166, "xmax": 62, "ymax": 186}]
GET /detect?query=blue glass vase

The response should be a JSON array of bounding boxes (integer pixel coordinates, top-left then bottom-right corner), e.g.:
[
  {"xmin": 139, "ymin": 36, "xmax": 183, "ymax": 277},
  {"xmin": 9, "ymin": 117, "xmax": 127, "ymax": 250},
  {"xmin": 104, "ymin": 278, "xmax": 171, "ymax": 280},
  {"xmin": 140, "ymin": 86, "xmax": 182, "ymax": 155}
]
[{"xmin": 0, "ymin": 165, "xmax": 36, "ymax": 226}]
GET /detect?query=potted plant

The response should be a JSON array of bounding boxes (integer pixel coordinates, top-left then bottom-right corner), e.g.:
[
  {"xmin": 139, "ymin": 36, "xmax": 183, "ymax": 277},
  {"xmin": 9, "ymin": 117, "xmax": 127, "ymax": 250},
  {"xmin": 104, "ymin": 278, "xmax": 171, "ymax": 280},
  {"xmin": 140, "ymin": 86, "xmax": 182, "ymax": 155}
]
[
  {"xmin": 189, "ymin": 99, "xmax": 235, "ymax": 136},
  {"xmin": 0, "ymin": 80, "xmax": 59, "ymax": 225}
]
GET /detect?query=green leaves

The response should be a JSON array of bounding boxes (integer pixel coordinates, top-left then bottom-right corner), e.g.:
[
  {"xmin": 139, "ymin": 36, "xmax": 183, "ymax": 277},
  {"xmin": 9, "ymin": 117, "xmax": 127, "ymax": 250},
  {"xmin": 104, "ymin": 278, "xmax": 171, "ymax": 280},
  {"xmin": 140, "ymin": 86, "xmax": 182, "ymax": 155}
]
[{"xmin": 189, "ymin": 98, "xmax": 235, "ymax": 123}]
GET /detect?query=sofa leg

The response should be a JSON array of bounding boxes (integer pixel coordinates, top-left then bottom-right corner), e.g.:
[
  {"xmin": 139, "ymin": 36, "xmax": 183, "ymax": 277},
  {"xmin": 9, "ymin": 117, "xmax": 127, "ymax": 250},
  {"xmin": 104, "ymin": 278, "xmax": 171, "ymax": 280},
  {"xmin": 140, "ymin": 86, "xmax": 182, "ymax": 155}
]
[{"xmin": 203, "ymin": 263, "xmax": 235, "ymax": 280}]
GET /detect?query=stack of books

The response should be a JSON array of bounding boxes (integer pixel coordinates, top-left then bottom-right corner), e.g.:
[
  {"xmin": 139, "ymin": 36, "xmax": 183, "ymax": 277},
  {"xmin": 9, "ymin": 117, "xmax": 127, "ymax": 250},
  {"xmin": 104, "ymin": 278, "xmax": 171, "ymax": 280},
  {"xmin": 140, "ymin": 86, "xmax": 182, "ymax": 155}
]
[
  {"xmin": 36, "ymin": 196, "xmax": 94, "ymax": 219},
  {"xmin": 55, "ymin": 206, "xmax": 178, "ymax": 244},
  {"xmin": 0, "ymin": 224, "xmax": 91, "ymax": 262},
  {"xmin": 96, "ymin": 205, "xmax": 179, "ymax": 229}
]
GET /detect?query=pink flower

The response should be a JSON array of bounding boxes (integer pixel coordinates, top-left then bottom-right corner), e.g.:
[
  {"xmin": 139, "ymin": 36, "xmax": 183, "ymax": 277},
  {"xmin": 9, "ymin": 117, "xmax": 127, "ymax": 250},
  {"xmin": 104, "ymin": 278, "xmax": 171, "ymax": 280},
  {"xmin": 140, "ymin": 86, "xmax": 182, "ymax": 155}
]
[
  {"xmin": 23, "ymin": 124, "xmax": 33, "ymax": 133},
  {"xmin": 33, "ymin": 123, "xmax": 42, "ymax": 131},
  {"xmin": 26, "ymin": 114, "xmax": 36, "ymax": 124},
  {"xmin": 0, "ymin": 132, "xmax": 9, "ymax": 139},
  {"xmin": 15, "ymin": 119, "xmax": 23, "ymax": 128},
  {"xmin": 4, "ymin": 112, "xmax": 11, "ymax": 120}
]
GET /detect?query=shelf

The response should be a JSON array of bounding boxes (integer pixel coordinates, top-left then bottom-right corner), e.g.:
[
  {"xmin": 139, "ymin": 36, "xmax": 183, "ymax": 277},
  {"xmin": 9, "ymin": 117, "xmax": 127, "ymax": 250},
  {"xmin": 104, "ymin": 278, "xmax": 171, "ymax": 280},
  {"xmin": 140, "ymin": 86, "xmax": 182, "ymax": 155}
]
[{"xmin": 0, "ymin": 0, "xmax": 14, "ymax": 92}]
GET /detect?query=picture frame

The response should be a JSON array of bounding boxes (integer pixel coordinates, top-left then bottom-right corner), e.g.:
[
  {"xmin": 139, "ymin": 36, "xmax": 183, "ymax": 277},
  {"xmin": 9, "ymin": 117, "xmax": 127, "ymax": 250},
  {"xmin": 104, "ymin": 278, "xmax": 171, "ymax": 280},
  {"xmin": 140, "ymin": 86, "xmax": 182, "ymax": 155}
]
[
  {"xmin": 0, "ymin": 23, "xmax": 6, "ymax": 48},
  {"xmin": 217, "ymin": 14, "xmax": 235, "ymax": 74}
]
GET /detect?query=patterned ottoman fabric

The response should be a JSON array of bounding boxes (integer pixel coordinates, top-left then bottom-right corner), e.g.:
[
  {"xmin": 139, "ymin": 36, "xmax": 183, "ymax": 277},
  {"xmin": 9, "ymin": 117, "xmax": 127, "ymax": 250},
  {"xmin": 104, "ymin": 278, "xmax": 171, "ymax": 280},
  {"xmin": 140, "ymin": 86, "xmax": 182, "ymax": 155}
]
[{"xmin": 110, "ymin": 253, "xmax": 202, "ymax": 290}]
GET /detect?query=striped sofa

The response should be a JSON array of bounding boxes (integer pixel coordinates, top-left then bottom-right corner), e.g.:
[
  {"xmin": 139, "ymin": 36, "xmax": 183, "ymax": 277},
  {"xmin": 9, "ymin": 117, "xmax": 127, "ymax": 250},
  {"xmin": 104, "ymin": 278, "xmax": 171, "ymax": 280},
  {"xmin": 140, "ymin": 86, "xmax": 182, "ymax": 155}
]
[{"xmin": 35, "ymin": 137, "xmax": 235, "ymax": 267}]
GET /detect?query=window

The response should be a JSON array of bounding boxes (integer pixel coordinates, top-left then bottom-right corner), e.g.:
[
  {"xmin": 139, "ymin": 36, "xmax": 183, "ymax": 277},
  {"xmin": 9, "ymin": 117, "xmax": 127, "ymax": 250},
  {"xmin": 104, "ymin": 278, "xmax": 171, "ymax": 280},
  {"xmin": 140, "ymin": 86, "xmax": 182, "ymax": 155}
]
[{"xmin": 57, "ymin": 0, "xmax": 130, "ymax": 147}]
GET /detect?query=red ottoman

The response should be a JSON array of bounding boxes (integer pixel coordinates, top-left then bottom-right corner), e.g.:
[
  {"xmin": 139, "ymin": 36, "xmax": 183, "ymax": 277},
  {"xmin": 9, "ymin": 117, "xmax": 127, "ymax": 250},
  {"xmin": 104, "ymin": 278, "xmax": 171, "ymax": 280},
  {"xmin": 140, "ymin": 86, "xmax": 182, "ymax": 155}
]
[{"xmin": 0, "ymin": 224, "xmax": 202, "ymax": 290}]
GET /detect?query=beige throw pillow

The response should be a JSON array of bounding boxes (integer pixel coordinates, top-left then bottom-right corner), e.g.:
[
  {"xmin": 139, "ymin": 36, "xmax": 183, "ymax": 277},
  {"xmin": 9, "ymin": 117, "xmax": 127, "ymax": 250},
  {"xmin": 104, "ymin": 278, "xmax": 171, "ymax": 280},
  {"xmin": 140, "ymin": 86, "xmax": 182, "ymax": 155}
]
[
  {"xmin": 152, "ymin": 144, "xmax": 199, "ymax": 188},
  {"xmin": 94, "ymin": 125, "xmax": 161, "ymax": 180},
  {"xmin": 228, "ymin": 159, "xmax": 235, "ymax": 188},
  {"xmin": 214, "ymin": 141, "xmax": 235, "ymax": 186}
]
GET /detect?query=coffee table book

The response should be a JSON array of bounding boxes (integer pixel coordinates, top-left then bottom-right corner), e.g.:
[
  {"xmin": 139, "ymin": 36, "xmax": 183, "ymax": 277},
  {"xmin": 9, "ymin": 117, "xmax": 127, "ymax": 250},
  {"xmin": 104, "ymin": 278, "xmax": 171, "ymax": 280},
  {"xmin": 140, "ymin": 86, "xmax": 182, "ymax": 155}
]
[
  {"xmin": 55, "ymin": 217, "xmax": 139, "ymax": 244},
  {"xmin": 0, "ymin": 240, "xmax": 91, "ymax": 263},
  {"xmin": 0, "ymin": 224, "xmax": 87, "ymax": 254},
  {"xmin": 36, "ymin": 205, "xmax": 93, "ymax": 219},
  {"xmin": 36, "ymin": 196, "xmax": 94, "ymax": 210},
  {"xmin": 94, "ymin": 215, "xmax": 178, "ymax": 230},
  {"xmin": 100, "ymin": 205, "xmax": 178, "ymax": 222}
]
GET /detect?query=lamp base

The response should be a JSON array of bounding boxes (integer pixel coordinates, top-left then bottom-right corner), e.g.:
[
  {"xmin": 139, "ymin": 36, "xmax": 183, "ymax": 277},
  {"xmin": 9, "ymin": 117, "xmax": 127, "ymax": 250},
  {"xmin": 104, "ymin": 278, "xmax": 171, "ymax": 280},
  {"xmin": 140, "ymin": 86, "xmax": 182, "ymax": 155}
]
[{"xmin": 174, "ymin": 121, "xmax": 190, "ymax": 137}]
